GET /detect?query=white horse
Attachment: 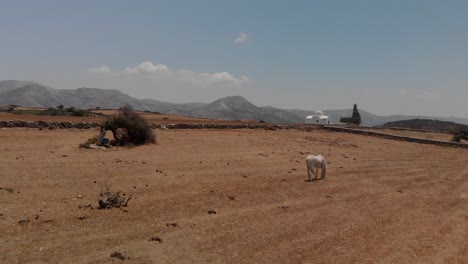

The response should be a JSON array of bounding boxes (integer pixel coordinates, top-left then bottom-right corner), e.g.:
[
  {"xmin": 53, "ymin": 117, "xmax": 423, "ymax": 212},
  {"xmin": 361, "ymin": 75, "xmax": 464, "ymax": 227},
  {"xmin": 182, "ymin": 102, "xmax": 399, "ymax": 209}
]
[{"xmin": 306, "ymin": 154, "xmax": 327, "ymax": 181}]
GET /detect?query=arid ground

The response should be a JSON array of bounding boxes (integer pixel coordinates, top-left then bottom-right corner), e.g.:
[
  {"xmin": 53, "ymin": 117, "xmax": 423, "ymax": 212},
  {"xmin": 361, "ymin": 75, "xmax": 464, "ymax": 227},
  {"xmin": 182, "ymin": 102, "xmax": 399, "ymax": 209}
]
[{"xmin": 1, "ymin": 125, "xmax": 467, "ymax": 263}]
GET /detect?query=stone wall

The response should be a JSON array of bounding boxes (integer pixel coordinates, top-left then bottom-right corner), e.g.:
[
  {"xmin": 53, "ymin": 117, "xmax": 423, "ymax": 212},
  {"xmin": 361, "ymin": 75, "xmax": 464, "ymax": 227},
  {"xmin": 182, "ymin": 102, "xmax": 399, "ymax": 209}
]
[
  {"xmin": 0, "ymin": 120, "xmax": 100, "ymax": 129},
  {"xmin": 0, "ymin": 120, "xmax": 320, "ymax": 131}
]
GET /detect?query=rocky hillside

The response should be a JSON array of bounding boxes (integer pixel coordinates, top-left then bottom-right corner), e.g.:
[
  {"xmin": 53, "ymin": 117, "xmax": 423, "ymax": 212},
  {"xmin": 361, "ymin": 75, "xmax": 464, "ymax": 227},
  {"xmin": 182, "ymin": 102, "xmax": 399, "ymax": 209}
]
[
  {"xmin": 1, "ymin": 80, "xmax": 468, "ymax": 125},
  {"xmin": 382, "ymin": 119, "xmax": 468, "ymax": 133}
]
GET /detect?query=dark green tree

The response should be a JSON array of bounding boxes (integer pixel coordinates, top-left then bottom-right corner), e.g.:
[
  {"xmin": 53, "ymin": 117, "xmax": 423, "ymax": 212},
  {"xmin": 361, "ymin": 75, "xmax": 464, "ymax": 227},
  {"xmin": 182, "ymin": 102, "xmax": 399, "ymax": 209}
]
[
  {"xmin": 340, "ymin": 104, "xmax": 362, "ymax": 125},
  {"xmin": 351, "ymin": 104, "xmax": 361, "ymax": 125}
]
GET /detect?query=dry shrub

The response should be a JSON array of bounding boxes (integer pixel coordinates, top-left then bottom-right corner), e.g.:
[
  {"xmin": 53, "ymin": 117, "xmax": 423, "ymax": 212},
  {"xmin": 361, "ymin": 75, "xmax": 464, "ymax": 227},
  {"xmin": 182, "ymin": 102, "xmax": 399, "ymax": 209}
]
[{"xmin": 98, "ymin": 184, "xmax": 132, "ymax": 209}]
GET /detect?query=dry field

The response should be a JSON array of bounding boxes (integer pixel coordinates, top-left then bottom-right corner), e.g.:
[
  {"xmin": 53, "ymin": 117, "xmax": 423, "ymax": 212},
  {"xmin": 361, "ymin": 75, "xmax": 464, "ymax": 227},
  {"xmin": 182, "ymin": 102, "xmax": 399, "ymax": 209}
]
[
  {"xmin": 1, "ymin": 127, "xmax": 467, "ymax": 263},
  {"xmin": 0, "ymin": 111, "xmax": 255, "ymax": 125}
]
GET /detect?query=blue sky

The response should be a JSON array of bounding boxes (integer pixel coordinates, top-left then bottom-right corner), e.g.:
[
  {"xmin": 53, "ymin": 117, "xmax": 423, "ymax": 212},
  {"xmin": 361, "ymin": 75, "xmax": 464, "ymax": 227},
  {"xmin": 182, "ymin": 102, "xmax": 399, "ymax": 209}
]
[{"xmin": 1, "ymin": 0, "xmax": 467, "ymax": 117}]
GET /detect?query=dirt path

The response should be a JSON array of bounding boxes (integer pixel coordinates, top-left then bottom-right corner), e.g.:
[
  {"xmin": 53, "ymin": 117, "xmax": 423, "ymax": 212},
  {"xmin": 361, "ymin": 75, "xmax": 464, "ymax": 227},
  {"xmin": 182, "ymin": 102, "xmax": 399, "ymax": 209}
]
[{"xmin": 1, "ymin": 128, "xmax": 467, "ymax": 263}]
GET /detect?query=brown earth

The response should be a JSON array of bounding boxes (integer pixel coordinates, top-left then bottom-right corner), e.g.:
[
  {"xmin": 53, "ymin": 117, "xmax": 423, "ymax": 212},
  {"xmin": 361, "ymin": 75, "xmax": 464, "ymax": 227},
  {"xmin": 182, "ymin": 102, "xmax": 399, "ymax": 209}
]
[{"xmin": 1, "ymin": 127, "xmax": 467, "ymax": 264}]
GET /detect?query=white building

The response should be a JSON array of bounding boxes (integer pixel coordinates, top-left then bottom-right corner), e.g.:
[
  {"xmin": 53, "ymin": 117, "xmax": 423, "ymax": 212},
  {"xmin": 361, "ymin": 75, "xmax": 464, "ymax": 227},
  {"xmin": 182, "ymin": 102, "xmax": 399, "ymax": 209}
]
[{"xmin": 305, "ymin": 111, "xmax": 330, "ymax": 125}]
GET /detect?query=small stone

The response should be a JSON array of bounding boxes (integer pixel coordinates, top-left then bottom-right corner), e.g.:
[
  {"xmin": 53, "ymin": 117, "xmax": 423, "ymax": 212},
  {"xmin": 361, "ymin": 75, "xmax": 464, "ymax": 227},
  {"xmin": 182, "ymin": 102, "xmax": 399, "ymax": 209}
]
[
  {"xmin": 19, "ymin": 218, "xmax": 30, "ymax": 225},
  {"xmin": 110, "ymin": 252, "xmax": 126, "ymax": 261},
  {"xmin": 149, "ymin": 236, "xmax": 162, "ymax": 243},
  {"xmin": 166, "ymin": 223, "xmax": 178, "ymax": 228},
  {"xmin": 207, "ymin": 210, "xmax": 217, "ymax": 215},
  {"xmin": 77, "ymin": 195, "xmax": 83, "ymax": 199}
]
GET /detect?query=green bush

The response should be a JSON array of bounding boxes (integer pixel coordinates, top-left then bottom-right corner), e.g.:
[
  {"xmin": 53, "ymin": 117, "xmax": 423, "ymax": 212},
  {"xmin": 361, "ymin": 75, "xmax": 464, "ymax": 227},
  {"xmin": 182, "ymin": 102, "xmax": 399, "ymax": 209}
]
[{"xmin": 102, "ymin": 105, "xmax": 155, "ymax": 146}]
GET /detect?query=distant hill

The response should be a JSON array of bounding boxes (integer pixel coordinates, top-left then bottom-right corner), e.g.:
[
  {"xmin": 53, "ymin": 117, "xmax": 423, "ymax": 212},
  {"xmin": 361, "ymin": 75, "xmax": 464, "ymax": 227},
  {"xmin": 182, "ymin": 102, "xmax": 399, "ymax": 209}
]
[
  {"xmin": 382, "ymin": 119, "xmax": 468, "ymax": 133},
  {"xmin": 1, "ymin": 80, "xmax": 468, "ymax": 125}
]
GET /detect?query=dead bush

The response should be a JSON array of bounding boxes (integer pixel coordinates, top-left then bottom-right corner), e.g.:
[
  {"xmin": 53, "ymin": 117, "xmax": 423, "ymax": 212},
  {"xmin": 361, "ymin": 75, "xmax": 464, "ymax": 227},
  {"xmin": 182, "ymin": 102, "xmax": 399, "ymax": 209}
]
[
  {"xmin": 98, "ymin": 184, "xmax": 132, "ymax": 209},
  {"xmin": 102, "ymin": 105, "xmax": 155, "ymax": 146}
]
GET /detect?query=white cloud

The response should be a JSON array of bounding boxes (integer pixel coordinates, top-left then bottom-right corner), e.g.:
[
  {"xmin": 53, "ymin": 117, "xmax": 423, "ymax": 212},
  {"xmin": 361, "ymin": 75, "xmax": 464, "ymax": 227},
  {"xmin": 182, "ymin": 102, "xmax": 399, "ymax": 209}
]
[
  {"xmin": 88, "ymin": 61, "xmax": 248, "ymax": 86},
  {"xmin": 123, "ymin": 61, "xmax": 168, "ymax": 75},
  {"xmin": 233, "ymin": 32, "xmax": 249, "ymax": 45},
  {"xmin": 200, "ymin": 72, "xmax": 248, "ymax": 83},
  {"xmin": 399, "ymin": 88, "xmax": 408, "ymax": 96},
  {"xmin": 88, "ymin": 65, "xmax": 112, "ymax": 73}
]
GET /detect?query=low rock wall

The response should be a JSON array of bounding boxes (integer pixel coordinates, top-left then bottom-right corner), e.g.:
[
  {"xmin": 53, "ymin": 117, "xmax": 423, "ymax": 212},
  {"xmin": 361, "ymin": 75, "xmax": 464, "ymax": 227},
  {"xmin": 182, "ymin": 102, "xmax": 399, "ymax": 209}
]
[{"xmin": 0, "ymin": 120, "xmax": 321, "ymax": 131}]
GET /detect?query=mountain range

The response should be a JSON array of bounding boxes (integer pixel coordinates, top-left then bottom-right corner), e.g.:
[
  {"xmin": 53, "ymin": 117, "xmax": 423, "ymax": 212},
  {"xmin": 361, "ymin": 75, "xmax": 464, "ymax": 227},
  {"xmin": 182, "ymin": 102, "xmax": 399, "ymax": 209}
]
[{"xmin": 1, "ymin": 80, "xmax": 467, "ymax": 126}]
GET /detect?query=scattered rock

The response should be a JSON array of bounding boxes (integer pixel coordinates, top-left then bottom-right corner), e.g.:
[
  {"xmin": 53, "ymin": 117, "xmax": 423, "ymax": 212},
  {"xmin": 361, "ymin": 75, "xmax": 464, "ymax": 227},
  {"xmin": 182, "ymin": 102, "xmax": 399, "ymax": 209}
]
[
  {"xmin": 166, "ymin": 223, "xmax": 178, "ymax": 228},
  {"xmin": 228, "ymin": 196, "xmax": 235, "ymax": 201},
  {"xmin": 110, "ymin": 252, "xmax": 127, "ymax": 261},
  {"xmin": 77, "ymin": 194, "xmax": 83, "ymax": 199},
  {"xmin": 279, "ymin": 206, "xmax": 289, "ymax": 210},
  {"xmin": 325, "ymin": 195, "xmax": 332, "ymax": 199},
  {"xmin": 18, "ymin": 218, "xmax": 30, "ymax": 225},
  {"xmin": 397, "ymin": 190, "xmax": 403, "ymax": 193},
  {"xmin": 207, "ymin": 210, "xmax": 217, "ymax": 215},
  {"xmin": 35, "ymin": 215, "xmax": 39, "ymax": 220},
  {"xmin": 78, "ymin": 216, "xmax": 88, "ymax": 220},
  {"xmin": 149, "ymin": 236, "xmax": 163, "ymax": 243},
  {"xmin": 62, "ymin": 155, "xmax": 69, "ymax": 158},
  {"xmin": 43, "ymin": 219, "xmax": 54, "ymax": 223},
  {"xmin": 78, "ymin": 204, "xmax": 94, "ymax": 210}
]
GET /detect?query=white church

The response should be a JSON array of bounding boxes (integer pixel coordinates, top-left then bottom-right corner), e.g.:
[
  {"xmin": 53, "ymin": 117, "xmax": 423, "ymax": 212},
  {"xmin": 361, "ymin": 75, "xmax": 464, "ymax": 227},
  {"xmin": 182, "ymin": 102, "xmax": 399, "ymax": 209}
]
[{"xmin": 305, "ymin": 111, "xmax": 330, "ymax": 125}]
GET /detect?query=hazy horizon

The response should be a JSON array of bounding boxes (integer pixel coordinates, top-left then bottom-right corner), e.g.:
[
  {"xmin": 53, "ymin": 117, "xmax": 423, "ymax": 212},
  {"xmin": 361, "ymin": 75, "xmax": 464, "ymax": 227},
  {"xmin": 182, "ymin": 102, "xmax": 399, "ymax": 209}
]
[{"xmin": 1, "ymin": 1, "xmax": 467, "ymax": 118}]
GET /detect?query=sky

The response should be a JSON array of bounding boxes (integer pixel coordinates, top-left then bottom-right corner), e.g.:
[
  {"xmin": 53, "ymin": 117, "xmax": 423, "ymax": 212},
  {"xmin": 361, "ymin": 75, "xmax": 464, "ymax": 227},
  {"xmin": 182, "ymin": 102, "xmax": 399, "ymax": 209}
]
[{"xmin": 1, "ymin": 0, "xmax": 467, "ymax": 117}]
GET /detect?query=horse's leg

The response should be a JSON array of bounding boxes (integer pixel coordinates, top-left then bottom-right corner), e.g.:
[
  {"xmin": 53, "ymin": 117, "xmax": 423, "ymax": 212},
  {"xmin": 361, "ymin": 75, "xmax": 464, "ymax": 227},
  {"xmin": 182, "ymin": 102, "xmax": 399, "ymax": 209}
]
[
  {"xmin": 307, "ymin": 164, "xmax": 312, "ymax": 181},
  {"xmin": 315, "ymin": 168, "xmax": 318, "ymax": 179}
]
